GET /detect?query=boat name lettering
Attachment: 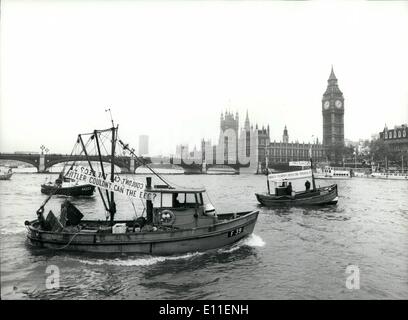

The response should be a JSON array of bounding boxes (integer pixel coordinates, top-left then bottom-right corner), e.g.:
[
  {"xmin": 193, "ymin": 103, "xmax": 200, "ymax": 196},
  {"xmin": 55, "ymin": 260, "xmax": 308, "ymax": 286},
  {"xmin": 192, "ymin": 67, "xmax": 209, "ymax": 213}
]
[{"xmin": 228, "ymin": 227, "xmax": 244, "ymax": 237}]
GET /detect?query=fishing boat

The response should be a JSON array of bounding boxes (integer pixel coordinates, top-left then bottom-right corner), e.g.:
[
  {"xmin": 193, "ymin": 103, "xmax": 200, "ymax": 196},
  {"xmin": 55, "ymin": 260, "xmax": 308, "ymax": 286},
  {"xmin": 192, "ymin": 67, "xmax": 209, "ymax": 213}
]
[
  {"xmin": 255, "ymin": 158, "xmax": 338, "ymax": 206},
  {"xmin": 0, "ymin": 168, "xmax": 13, "ymax": 180},
  {"xmin": 314, "ymin": 166, "xmax": 351, "ymax": 179},
  {"xmin": 25, "ymin": 124, "xmax": 259, "ymax": 254},
  {"xmin": 41, "ymin": 175, "xmax": 95, "ymax": 196}
]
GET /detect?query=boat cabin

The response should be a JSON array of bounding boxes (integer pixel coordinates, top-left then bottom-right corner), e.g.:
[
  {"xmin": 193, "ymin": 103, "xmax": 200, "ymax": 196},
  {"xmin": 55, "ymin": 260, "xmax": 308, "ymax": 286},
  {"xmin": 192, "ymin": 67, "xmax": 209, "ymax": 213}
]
[{"xmin": 150, "ymin": 186, "xmax": 218, "ymax": 229}]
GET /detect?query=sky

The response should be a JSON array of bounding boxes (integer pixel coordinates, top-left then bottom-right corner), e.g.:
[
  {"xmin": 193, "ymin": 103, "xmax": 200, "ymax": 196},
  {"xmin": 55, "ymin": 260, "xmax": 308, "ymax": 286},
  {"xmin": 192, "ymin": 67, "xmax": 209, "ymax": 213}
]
[{"xmin": 1, "ymin": 0, "xmax": 408, "ymax": 156}]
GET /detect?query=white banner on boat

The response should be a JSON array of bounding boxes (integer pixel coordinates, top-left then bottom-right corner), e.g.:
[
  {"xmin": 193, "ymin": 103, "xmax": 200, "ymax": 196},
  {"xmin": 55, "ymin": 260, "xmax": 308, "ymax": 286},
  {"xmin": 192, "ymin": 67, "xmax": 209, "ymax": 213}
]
[
  {"xmin": 268, "ymin": 169, "xmax": 312, "ymax": 181},
  {"xmin": 289, "ymin": 161, "xmax": 311, "ymax": 167},
  {"xmin": 64, "ymin": 165, "xmax": 159, "ymax": 202},
  {"xmin": 268, "ymin": 169, "xmax": 313, "ymax": 192}
]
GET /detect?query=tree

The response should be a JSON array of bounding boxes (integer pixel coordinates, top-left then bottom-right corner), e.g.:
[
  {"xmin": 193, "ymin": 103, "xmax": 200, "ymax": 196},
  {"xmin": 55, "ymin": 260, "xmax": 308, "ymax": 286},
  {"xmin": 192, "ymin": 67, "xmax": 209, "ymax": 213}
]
[
  {"xmin": 369, "ymin": 138, "xmax": 391, "ymax": 162},
  {"xmin": 326, "ymin": 142, "xmax": 353, "ymax": 164}
]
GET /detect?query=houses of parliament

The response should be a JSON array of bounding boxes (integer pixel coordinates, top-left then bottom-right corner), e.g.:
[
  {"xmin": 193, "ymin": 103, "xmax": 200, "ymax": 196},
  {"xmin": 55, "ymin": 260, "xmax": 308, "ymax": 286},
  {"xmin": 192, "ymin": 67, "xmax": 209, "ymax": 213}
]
[{"xmin": 197, "ymin": 67, "xmax": 345, "ymax": 169}]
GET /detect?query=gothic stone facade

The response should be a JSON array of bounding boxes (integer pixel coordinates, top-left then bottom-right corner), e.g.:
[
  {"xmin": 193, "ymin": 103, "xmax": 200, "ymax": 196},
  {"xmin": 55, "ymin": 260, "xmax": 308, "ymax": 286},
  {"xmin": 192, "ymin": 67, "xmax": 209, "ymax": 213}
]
[
  {"xmin": 206, "ymin": 111, "xmax": 325, "ymax": 168},
  {"xmin": 258, "ymin": 126, "xmax": 325, "ymax": 167},
  {"xmin": 322, "ymin": 67, "xmax": 345, "ymax": 162}
]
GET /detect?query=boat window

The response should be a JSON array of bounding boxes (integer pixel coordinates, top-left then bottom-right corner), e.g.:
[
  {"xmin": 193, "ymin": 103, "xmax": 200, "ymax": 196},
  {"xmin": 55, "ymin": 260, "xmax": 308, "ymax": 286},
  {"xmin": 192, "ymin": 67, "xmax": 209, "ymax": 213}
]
[
  {"xmin": 185, "ymin": 193, "xmax": 196, "ymax": 204},
  {"xmin": 172, "ymin": 193, "xmax": 197, "ymax": 208},
  {"xmin": 162, "ymin": 193, "xmax": 173, "ymax": 207},
  {"xmin": 173, "ymin": 193, "xmax": 185, "ymax": 207}
]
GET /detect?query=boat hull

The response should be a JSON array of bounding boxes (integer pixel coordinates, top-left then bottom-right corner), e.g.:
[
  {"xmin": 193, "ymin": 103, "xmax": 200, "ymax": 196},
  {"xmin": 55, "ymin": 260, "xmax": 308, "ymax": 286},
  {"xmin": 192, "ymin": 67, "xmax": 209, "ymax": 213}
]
[
  {"xmin": 26, "ymin": 211, "xmax": 259, "ymax": 255},
  {"xmin": 255, "ymin": 185, "xmax": 338, "ymax": 206},
  {"xmin": 41, "ymin": 184, "xmax": 95, "ymax": 196}
]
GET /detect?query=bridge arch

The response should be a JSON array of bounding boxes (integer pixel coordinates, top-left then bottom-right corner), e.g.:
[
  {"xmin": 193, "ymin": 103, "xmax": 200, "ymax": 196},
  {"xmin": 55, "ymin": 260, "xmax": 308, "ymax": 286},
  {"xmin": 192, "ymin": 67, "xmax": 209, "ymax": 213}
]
[{"xmin": 0, "ymin": 154, "xmax": 40, "ymax": 171}]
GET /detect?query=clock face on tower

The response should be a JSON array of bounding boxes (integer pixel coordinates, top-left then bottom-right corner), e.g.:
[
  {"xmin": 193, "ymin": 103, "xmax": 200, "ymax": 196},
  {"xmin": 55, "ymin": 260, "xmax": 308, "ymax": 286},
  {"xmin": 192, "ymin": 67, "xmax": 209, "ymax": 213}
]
[
  {"xmin": 335, "ymin": 100, "xmax": 342, "ymax": 108},
  {"xmin": 323, "ymin": 101, "xmax": 330, "ymax": 110}
]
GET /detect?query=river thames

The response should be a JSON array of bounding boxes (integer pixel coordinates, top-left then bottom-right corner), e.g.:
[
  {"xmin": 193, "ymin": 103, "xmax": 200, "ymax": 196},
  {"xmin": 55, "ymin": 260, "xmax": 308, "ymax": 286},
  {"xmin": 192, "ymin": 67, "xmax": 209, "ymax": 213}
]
[{"xmin": 1, "ymin": 173, "xmax": 407, "ymax": 299}]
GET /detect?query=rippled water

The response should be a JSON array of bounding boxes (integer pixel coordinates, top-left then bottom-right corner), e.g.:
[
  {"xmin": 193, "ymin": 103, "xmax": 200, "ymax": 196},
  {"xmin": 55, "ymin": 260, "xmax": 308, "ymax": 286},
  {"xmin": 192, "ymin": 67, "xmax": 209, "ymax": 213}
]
[{"xmin": 1, "ymin": 173, "xmax": 407, "ymax": 299}]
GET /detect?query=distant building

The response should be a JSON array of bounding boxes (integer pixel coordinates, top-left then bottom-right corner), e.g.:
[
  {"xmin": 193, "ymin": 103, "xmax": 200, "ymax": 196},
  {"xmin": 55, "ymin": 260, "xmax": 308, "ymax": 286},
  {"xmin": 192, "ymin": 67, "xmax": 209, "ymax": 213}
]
[
  {"xmin": 199, "ymin": 111, "xmax": 324, "ymax": 170},
  {"xmin": 138, "ymin": 135, "xmax": 149, "ymax": 156},
  {"xmin": 176, "ymin": 144, "xmax": 189, "ymax": 159},
  {"xmin": 262, "ymin": 125, "xmax": 325, "ymax": 166},
  {"xmin": 218, "ymin": 111, "xmax": 240, "ymax": 163},
  {"xmin": 379, "ymin": 124, "xmax": 408, "ymax": 154}
]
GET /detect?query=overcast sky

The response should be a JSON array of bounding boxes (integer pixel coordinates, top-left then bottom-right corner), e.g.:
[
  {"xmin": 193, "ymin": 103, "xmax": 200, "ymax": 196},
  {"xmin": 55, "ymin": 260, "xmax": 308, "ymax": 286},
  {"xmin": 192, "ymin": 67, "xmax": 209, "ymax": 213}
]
[{"xmin": 1, "ymin": 0, "xmax": 407, "ymax": 156}]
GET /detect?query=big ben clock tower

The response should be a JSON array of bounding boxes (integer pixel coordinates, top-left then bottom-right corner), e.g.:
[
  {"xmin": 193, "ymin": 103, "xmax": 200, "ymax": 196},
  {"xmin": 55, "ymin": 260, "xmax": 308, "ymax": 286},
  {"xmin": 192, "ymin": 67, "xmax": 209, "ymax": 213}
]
[{"xmin": 322, "ymin": 66, "xmax": 344, "ymax": 162}]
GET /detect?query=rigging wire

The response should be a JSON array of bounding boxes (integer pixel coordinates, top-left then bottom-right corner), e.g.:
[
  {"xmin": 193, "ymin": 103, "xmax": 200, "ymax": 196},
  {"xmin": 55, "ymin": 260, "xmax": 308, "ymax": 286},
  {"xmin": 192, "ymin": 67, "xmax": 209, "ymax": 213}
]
[{"xmin": 118, "ymin": 138, "xmax": 173, "ymax": 187}]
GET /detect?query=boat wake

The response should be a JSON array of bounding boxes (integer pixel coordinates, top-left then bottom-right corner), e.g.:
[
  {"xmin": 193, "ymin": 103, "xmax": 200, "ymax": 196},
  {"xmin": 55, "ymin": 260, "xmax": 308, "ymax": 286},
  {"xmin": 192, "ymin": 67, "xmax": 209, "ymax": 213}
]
[
  {"xmin": 243, "ymin": 233, "xmax": 266, "ymax": 247},
  {"xmin": 75, "ymin": 234, "xmax": 265, "ymax": 267},
  {"xmin": 76, "ymin": 251, "xmax": 205, "ymax": 267},
  {"xmin": 220, "ymin": 234, "xmax": 265, "ymax": 253}
]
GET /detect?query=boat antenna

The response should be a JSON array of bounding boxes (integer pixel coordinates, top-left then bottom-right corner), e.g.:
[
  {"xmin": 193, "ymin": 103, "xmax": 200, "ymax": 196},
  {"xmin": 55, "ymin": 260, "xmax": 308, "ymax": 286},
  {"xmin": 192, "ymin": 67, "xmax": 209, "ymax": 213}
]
[{"xmin": 105, "ymin": 107, "xmax": 115, "ymax": 127}]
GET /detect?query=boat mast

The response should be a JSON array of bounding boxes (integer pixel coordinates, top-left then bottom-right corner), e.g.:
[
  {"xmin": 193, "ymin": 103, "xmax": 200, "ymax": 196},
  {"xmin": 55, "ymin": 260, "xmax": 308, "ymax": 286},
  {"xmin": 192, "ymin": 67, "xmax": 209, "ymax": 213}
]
[
  {"xmin": 265, "ymin": 144, "xmax": 270, "ymax": 194},
  {"xmin": 104, "ymin": 108, "xmax": 118, "ymax": 225},
  {"xmin": 310, "ymin": 145, "xmax": 316, "ymax": 190},
  {"xmin": 109, "ymin": 125, "xmax": 118, "ymax": 226}
]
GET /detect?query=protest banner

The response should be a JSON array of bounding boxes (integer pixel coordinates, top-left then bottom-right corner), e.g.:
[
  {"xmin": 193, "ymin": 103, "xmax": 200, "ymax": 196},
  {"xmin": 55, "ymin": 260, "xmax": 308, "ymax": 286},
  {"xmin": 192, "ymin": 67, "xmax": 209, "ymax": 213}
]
[{"xmin": 64, "ymin": 165, "xmax": 159, "ymax": 203}]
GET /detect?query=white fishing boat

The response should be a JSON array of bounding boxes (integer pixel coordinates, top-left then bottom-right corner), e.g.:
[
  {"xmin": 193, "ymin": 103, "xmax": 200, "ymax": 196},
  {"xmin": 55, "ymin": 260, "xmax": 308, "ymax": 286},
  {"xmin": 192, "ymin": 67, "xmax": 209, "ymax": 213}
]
[
  {"xmin": 370, "ymin": 171, "xmax": 408, "ymax": 180},
  {"xmin": 314, "ymin": 166, "xmax": 351, "ymax": 179}
]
